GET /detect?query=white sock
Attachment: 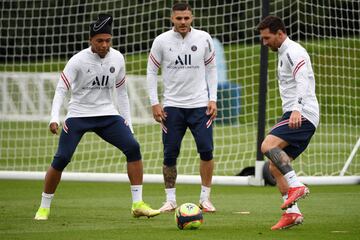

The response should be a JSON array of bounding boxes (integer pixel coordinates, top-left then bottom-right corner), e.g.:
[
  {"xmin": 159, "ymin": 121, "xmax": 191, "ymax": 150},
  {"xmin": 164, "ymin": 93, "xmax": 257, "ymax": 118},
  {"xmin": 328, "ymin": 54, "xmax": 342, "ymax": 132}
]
[
  {"xmin": 40, "ymin": 192, "xmax": 54, "ymax": 208},
  {"xmin": 130, "ymin": 185, "xmax": 143, "ymax": 203},
  {"xmin": 200, "ymin": 185, "xmax": 211, "ymax": 202},
  {"xmin": 283, "ymin": 194, "xmax": 301, "ymax": 214},
  {"xmin": 284, "ymin": 170, "xmax": 304, "ymax": 187},
  {"xmin": 165, "ymin": 188, "xmax": 176, "ymax": 202}
]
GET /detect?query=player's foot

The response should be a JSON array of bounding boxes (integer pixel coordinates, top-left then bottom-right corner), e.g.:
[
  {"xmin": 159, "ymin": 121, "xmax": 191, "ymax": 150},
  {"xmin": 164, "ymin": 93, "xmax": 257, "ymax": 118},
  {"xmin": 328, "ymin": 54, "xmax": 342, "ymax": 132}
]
[
  {"xmin": 199, "ymin": 199, "xmax": 216, "ymax": 213},
  {"xmin": 131, "ymin": 201, "xmax": 160, "ymax": 218},
  {"xmin": 159, "ymin": 201, "xmax": 177, "ymax": 212},
  {"xmin": 271, "ymin": 212, "xmax": 303, "ymax": 230},
  {"xmin": 34, "ymin": 207, "xmax": 50, "ymax": 220},
  {"xmin": 281, "ymin": 186, "xmax": 310, "ymax": 210}
]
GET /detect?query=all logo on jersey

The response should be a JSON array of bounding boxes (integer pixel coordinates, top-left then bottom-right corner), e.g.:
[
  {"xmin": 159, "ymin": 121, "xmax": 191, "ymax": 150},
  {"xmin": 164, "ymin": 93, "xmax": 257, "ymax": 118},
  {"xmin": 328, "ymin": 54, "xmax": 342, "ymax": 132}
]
[
  {"xmin": 82, "ymin": 75, "xmax": 112, "ymax": 90},
  {"xmin": 92, "ymin": 75, "xmax": 109, "ymax": 86},
  {"xmin": 191, "ymin": 45, "xmax": 197, "ymax": 51},
  {"xmin": 109, "ymin": 66, "xmax": 115, "ymax": 73},
  {"xmin": 175, "ymin": 54, "xmax": 192, "ymax": 65}
]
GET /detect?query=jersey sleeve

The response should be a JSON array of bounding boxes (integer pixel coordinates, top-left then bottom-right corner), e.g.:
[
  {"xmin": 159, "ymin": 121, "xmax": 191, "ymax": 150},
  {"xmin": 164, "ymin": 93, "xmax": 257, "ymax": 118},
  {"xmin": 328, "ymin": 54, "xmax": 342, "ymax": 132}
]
[
  {"xmin": 146, "ymin": 37, "xmax": 162, "ymax": 106},
  {"xmin": 204, "ymin": 36, "xmax": 218, "ymax": 102},
  {"xmin": 286, "ymin": 50, "xmax": 311, "ymax": 113},
  {"xmin": 50, "ymin": 57, "xmax": 77, "ymax": 124},
  {"xmin": 115, "ymin": 55, "xmax": 133, "ymax": 133}
]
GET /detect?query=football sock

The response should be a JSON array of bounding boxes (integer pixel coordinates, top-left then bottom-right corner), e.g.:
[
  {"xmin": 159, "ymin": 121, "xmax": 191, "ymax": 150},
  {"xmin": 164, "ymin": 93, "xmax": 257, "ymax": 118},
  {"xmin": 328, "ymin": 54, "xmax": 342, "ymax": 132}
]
[
  {"xmin": 131, "ymin": 185, "xmax": 143, "ymax": 203},
  {"xmin": 200, "ymin": 185, "xmax": 211, "ymax": 202},
  {"xmin": 40, "ymin": 192, "xmax": 54, "ymax": 208},
  {"xmin": 283, "ymin": 194, "xmax": 301, "ymax": 214},
  {"xmin": 284, "ymin": 170, "xmax": 303, "ymax": 187},
  {"xmin": 165, "ymin": 188, "xmax": 176, "ymax": 202}
]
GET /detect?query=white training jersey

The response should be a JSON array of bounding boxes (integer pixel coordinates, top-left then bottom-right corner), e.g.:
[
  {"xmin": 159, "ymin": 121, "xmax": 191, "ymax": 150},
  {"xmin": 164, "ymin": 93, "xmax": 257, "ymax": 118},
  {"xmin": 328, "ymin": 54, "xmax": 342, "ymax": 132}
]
[
  {"xmin": 147, "ymin": 27, "xmax": 218, "ymax": 108},
  {"xmin": 50, "ymin": 47, "xmax": 133, "ymax": 130},
  {"xmin": 277, "ymin": 37, "xmax": 320, "ymax": 128}
]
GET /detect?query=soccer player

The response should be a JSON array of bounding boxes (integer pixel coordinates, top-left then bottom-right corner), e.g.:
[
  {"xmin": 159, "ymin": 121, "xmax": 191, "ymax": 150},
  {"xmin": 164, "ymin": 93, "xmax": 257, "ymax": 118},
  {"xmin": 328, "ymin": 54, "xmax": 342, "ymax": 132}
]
[
  {"xmin": 257, "ymin": 16, "xmax": 319, "ymax": 230},
  {"xmin": 146, "ymin": 2, "xmax": 218, "ymax": 213},
  {"xmin": 34, "ymin": 14, "xmax": 160, "ymax": 220}
]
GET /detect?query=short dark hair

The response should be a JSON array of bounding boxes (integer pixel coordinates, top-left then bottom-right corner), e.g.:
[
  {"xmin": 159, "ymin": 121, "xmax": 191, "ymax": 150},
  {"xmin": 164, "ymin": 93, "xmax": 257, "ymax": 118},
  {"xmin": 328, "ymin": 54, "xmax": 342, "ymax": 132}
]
[
  {"xmin": 257, "ymin": 16, "xmax": 286, "ymax": 34},
  {"xmin": 172, "ymin": 2, "xmax": 192, "ymax": 12}
]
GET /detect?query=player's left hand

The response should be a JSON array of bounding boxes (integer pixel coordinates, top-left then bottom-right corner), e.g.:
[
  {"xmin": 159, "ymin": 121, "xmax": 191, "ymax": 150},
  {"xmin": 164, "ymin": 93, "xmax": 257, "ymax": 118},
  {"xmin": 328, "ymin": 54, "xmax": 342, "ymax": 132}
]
[
  {"xmin": 289, "ymin": 110, "xmax": 302, "ymax": 129},
  {"xmin": 206, "ymin": 101, "xmax": 217, "ymax": 121},
  {"xmin": 49, "ymin": 122, "xmax": 59, "ymax": 135},
  {"xmin": 151, "ymin": 104, "xmax": 167, "ymax": 123}
]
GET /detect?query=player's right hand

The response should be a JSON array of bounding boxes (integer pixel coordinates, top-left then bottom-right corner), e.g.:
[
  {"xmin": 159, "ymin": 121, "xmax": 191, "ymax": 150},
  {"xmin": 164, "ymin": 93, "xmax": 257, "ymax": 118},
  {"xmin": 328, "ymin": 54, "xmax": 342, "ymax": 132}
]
[
  {"xmin": 289, "ymin": 110, "xmax": 302, "ymax": 129},
  {"xmin": 151, "ymin": 104, "xmax": 167, "ymax": 123},
  {"xmin": 49, "ymin": 122, "xmax": 59, "ymax": 135}
]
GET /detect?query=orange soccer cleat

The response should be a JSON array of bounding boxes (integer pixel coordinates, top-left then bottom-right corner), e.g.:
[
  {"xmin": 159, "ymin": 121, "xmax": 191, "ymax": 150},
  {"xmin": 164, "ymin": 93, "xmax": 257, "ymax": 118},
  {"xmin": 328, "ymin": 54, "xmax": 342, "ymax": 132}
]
[
  {"xmin": 271, "ymin": 212, "xmax": 304, "ymax": 230},
  {"xmin": 281, "ymin": 186, "xmax": 310, "ymax": 210}
]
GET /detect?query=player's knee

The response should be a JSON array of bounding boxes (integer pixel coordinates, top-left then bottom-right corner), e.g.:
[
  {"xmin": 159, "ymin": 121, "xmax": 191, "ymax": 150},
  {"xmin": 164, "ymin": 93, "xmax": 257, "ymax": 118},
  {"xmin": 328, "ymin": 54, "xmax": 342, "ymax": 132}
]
[
  {"xmin": 163, "ymin": 145, "xmax": 180, "ymax": 166},
  {"xmin": 51, "ymin": 154, "xmax": 71, "ymax": 171},
  {"xmin": 124, "ymin": 141, "xmax": 142, "ymax": 162},
  {"xmin": 126, "ymin": 151, "xmax": 142, "ymax": 162},
  {"xmin": 164, "ymin": 157, "xmax": 177, "ymax": 167},
  {"xmin": 128, "ymin": 140, "xmax": 140, "ymax": 153},
  {"xmin": 126, "ymin": 155, "xmax": 142, "ymax": 162},
  {"xmin": 264, "ymin": 147, "xmax": 280, "ymax": 162},
  {"xmin": 265, "ymin": 147, "xmax": 293, "ymax": 175},
  {"xmin": 200, "ymin": 151, "xmax": 213, "ymax": 161},
  {"xmin": 261, "ymin": 141, "xmax": 270, "ymax": 155}
]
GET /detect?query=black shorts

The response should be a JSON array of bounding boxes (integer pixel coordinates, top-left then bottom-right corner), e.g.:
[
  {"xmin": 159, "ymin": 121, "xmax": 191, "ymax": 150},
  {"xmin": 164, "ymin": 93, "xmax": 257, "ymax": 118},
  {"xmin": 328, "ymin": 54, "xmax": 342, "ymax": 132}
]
[
  {"xmin": 52, "ymin": 115, "xmax": 141, "ymax": 171},
  {"xmin": 269, "ymin": 111, "xmax": 316, "ymax": 159},
  {"xmin": 162, "ymin": 107, "xmax": 214, "ymax": 166}
]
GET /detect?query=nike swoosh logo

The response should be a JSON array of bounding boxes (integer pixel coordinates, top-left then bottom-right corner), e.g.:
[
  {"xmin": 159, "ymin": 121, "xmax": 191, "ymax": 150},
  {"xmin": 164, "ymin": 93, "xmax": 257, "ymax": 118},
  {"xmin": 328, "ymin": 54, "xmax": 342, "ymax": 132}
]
[{"xmin": 93, "ymin": 17, "xmax": 111, "ymax": 31}]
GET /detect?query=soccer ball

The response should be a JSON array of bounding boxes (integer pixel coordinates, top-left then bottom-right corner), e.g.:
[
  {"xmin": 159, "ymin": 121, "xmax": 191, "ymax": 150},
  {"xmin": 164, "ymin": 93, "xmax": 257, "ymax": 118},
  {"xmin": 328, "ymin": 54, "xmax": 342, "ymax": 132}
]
[{"xmin": 175, "ymin": 203, "xmax": 203, "ymax": 230}]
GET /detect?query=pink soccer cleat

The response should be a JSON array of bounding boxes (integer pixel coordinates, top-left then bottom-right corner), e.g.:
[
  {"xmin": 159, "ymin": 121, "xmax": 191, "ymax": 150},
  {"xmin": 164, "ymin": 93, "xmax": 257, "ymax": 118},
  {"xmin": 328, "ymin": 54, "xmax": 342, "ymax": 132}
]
[
  {"xmin": 271, "ymin": 212, "xmax": 304, "ymax": 230},
  {"xmin": 281, "ymin": 186, "xmax": 310, "ymax": 210},
  {"xmin": 199, "ymin": 199, "xmax": 216, "ymax": 213},
  {"xmin": 158, "ymin": 201, "xmax": 177, "ymax": 213}
]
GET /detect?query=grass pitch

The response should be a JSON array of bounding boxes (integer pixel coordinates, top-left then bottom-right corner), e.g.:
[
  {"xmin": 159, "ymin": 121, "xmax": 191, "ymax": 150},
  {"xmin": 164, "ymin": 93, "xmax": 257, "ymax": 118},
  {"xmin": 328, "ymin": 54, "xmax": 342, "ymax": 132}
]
[{"xmin": 0, "ymin": 180, "xmax": 359, "ymax": 240}]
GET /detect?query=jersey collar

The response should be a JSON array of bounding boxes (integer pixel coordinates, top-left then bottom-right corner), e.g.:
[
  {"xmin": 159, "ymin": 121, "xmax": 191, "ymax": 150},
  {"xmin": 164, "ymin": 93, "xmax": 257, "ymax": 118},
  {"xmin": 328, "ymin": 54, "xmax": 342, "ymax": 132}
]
[
  {"xmin": 278, "ymin": 37, "xmax": 291, "ymax": 54},
  {"xmin": 88, "ymin": 46, "xmax": 111, "ymax": 59},
  {"xmin": 171, "ymin": 26, "xmax": 194, "ymax": 39}
]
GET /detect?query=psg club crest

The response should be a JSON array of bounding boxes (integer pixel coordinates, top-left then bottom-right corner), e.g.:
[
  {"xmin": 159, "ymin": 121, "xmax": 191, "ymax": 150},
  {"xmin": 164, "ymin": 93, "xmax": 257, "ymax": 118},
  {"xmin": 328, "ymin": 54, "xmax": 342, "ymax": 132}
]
[
  {"xmin": 110, "ymin": 66, "xmax": 115, "ymax": 73},
  {"xmin": 191, "ymin": 45, "xmax": 197, "ymax": 51}
]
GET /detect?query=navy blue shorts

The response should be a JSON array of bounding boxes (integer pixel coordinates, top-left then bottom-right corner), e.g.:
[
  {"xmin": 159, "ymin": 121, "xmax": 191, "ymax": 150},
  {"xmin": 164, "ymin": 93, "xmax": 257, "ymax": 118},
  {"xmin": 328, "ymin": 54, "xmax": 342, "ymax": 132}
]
[
  {"xmin": 162, "ymin": 107, "xmax": 214, "ymax": 166},
  {"xmin": 269, "ymin": 111, "xmax": 316, "ymax": 159},
  {"xmin": 51, "ymin": 115, "xmax": 141, "ymax": 171}
]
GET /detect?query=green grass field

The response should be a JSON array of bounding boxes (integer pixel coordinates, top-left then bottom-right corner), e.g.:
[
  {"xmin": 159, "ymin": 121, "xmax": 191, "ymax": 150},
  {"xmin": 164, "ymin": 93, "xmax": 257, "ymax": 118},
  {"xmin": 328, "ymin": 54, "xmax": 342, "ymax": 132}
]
[{"xmin": 0, "ymin": 180, "xmax": 359, "ymax": 240}]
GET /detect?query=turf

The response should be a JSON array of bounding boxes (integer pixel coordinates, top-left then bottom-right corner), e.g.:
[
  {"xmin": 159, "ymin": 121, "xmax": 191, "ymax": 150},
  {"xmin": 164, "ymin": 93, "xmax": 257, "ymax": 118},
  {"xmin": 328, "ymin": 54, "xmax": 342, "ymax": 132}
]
[{"xmin": 0, "ymin": 180, "xmax": 359, "ymax": 240}]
